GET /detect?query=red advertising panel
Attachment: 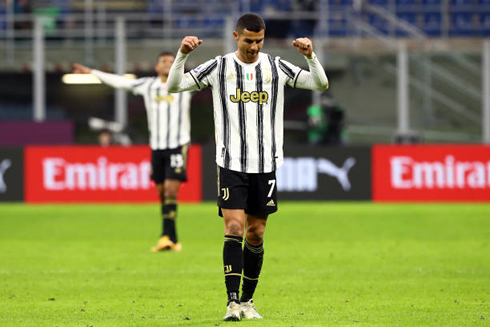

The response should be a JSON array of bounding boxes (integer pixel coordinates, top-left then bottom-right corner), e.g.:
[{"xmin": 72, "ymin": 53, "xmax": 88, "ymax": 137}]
[
  {"xmin": 373, "ymin": 145, "xmax": 490, "ymax": 202},
  {"xmin": 25, "ymin": 145, "xmax": 201, "ymax": 203}
]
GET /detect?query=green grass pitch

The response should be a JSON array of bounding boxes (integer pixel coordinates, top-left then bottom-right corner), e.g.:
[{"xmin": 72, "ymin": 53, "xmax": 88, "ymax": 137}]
[{"xmin": 1, "ymin": 202, "xmax": 489, "ymax": 326}]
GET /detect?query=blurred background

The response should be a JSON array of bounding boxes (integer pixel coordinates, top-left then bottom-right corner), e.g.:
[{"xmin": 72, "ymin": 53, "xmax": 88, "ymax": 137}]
[
  {"xmin": 2, "ymin": 5, "xmax": 490, "ymax": 326},
  {"xmin": 1, "ymin": 0, "xmax": 489, "ymax": 146}
]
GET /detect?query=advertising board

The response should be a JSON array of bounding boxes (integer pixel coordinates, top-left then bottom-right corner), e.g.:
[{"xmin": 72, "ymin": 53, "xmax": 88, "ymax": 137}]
[
  {"xmin": 25, "ymin": 145, "xmax": 202, "ymax": 203},
  {"xmin": 373, "ymin": 145, "xmax": 490, "ymax": 202}
]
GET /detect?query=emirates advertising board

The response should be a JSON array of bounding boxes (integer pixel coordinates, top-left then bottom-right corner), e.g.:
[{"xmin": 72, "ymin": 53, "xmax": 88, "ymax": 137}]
[
  {"xmin": 24, "ymin": 145, "xmax": 202, "ymax": 203},
  {"xmin": 373, "ymin": 145, "xmax": 490, "ymax": 202}
]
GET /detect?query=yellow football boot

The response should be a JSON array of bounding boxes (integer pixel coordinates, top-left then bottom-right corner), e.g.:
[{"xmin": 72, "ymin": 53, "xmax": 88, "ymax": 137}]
[{"xmin": 151, "ymin": 236, "xmax": 182, "ymax": 252}]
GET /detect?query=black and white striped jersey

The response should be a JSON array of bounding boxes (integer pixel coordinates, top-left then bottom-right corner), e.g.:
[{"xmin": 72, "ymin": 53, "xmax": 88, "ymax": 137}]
[
  {"xmin": 132, "ymin": 77, "xmax": 192, "ymax": 150},
  {"xmin": 167, "ymin": 51, "xmax": 328, "ymax": 173},
  {"xmin": 92, "ymin": 70, "xmax": 192, "ymax": 150}
]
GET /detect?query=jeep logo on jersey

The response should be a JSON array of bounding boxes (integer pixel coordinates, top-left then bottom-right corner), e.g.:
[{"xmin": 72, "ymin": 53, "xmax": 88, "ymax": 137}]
[
  {"xmin": 230, "ymin": 88, "xmax": 268, "ymax": 105},
  {"xmin": 155, "ymin": 95, "xmax": 174, "ymax": 103}
]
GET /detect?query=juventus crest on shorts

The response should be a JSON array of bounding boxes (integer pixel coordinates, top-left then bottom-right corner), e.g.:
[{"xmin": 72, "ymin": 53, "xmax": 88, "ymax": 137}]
[{"xmin": 189, "ymin": 52, "xmax": 304, "ymax": 174}]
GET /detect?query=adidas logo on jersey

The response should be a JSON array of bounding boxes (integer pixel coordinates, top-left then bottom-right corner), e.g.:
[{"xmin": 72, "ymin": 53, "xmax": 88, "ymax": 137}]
[{"xmin": 266, "ymin": 199, "xmax": 275, "ymax": 207}]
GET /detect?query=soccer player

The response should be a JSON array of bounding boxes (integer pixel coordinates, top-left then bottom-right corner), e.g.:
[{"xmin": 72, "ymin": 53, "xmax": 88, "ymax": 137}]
[
  {"xmin": 167, "ymin": 13, "xmax": 329, "ymax": 321},
  {"xmin": 73, "ymin": 52, "xmax": 193, "ymax": 252}
]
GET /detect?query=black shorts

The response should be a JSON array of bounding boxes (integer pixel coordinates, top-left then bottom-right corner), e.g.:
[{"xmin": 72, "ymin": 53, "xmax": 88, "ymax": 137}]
[
  {"xmin": 150, "ymin": 145, "xmax": 189, "ymax": 184},
  {"xmin": 217, "ymin": 166, "xmax": 278, "ymax": 217}
]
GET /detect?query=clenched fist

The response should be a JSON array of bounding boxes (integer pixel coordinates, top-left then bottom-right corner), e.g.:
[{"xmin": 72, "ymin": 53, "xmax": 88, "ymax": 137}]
[
  {"xmin": 292, "ymin": 38, "xmax": 313, "ymax": 58},
  {"xmin": 180, "ymin": 36, "xmax": 203, "ymax": 54}
]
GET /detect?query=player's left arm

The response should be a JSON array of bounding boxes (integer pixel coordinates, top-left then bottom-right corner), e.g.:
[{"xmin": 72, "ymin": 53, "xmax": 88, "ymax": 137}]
[
  {"xmin": 290, "ymin": 38, "xmax": 329, "ymax": 91},
  {"xmin": 168, "ymin": 36, "xmax": 205, "ymax": 93}
]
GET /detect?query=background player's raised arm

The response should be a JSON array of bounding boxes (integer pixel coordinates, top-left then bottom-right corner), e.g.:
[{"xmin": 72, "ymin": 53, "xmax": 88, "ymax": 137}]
[
  {"xmin": 72, "ymin": 63, "xmax": 137, "ymax": 91},
  {"xmin": 72, "ymin": 63, "xmax": 91, "ymax": 74}
]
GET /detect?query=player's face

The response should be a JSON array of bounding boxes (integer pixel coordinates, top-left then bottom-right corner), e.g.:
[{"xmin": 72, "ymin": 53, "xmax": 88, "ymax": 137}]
[
  {"xmin": 155, "ymin": 55, "xmax": 175, "ymax": 77},
  {"xmin": 234, "ymin": 28, "xmax": 265, "ymax": 63}
]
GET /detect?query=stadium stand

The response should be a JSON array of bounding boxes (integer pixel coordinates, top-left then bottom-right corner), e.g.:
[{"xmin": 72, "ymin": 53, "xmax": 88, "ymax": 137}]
[
  {"xmin": 0, "ymin": 0, "xmax": 488, "ymax": 144},
  {"xmin": 1, "ymin": 0, "xmax": 490, "ymax": 37}
]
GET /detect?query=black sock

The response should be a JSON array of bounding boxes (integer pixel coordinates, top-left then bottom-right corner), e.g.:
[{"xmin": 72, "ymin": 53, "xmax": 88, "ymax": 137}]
[
  {"xmin": 223, "ymin": 235, "xmax": 243, "ymax": 305},
  {"xmin": 162, "ymin": 200, "xmax": 177, "ymax": 243},
  {"xmin": 240, "ymin": 240, "xmax": 264, "ymax": 303}
]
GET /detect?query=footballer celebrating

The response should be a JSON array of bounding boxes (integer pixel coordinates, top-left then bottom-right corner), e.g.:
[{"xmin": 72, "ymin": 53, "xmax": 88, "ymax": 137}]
[{"xmin": 167, "ymin": 13, "xmax": 329, "ymax": 321}]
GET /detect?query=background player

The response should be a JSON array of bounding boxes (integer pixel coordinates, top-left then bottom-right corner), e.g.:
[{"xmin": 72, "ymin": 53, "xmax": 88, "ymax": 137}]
[
  {"xmin": 167, "ymin": 13, "xmax": 329, "ymax": 321},
  {"xmin": 73, "ymin": 52, "xmax": 193, "ymax": 252}
]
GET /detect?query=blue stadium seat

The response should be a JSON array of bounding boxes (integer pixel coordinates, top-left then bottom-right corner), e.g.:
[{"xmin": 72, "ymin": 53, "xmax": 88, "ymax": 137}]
[
  {"xmin": 450, "ymin": 0, "xmax": 473, "ymax": 5},
  {"xmin": 241, "ymin": 0, "xmax": 291, "ymax": 13},
  {"xmin": 0, "ymin": 10, "xmax": 5, "ymax": 33},
  {"xmin": 328, "ymin": 13, "xmax": 348, "ymax": 36},
  {"xmin": 204, "ymin": 17, "xmax": 225, "ymax": 29},
  {"xmin": 366, "ymin": 13, "xmax": 389, "ymax": 34},
  {"xmin": 148, "ymin": 1, "xmax": 163, "ymax": 13},
  {"xmin": 247, "ymin": 0, "xmax": 263, "ymax": 12},
  {"xmin": 329, "ymin": 0, "xmax": 354, "ymax": 6},
  {"xmin": 367, "ymin": 0, "xmax": 389, "ymax": 5},
  {"xmin": 450, "ymin": 12, "xmax": 478, "ymax": 36},
  {"xmin": 0, "ymin": 1, "xmax": 7, "ymax": 30},
  {"xmin": 422, "ymin": 0, "xmax": 442, "ymax": 5},
  {"xmin": 397, "ymin": 12, "xmax": 417, "ymax": 25},
  {"xmin": 275, "ymin": 0, "xmax": 292, "ymax": 11},
  {"xmin": 175, "ymin": 18, "xmax": 199, "ymax": 28},
  {"xmin": 395, "ymin": 13, "xmax": 423, "ymax": 36},
  {"xmin": 481, "ymin": 12, "xmax": 490, "ymax": 35},
  {"xmin": 423, "ymin": 12, "xmax": 443, "ymax": 36},
  {"xmin": 396, "ymin": 0, "xmax": 416, "ymax": 5}
]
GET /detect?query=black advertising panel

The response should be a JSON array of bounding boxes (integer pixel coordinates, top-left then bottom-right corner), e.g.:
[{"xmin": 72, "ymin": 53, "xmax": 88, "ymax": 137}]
[
  {"xmin": 0, "ymin": 148, "xmax": 24, "ymax": 202},
  {"xmin": 201, "ymin": 144, "xmax": 371, "ymax": 201},
  {"xmin": 278, "ymin": 145, "xmax": 372, "ymax": 200}
]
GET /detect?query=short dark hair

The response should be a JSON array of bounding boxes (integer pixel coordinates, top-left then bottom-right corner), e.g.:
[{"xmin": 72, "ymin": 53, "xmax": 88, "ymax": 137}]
[
  {"xmin": 236, "ymin": 13, "xmax": 265, "ymax": 34},
  {"xmin": 99, "ymin": 128, "xmax": 111, "ymax": 135},
  {"xmin": 157, "ymin": 52, "xmax": 175, "ymax": 61}
]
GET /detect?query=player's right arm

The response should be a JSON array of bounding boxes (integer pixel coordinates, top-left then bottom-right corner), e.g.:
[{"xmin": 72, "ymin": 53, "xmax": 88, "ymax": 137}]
[
  {"xmin": 167, "ymin": 36, "xmax": 205, "ymax": 93},
  {"xmin": 72, "ymin": 63, "xmax": 139, "ymax": 91}
]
